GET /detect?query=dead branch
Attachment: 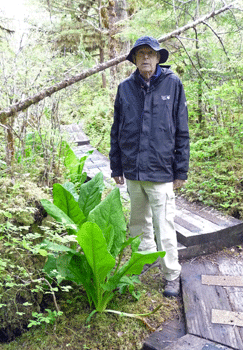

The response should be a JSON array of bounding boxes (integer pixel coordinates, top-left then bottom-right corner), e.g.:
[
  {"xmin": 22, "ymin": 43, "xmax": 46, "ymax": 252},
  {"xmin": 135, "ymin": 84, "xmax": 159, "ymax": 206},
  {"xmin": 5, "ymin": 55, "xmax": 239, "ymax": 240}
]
[
  {"xmin": 157, "ymin": 3, "xmax": 235, "ymax": 42},
  {"xmin": 0, "ymin": 2, "xmax": 235, "ymax": 122},
  {"xmin": 175, "ymin": 35, "xmax": 211, "ymax": 90},
  {"xmin": 0, "ymin": 25, "xmax": 15, "ymax": 34},
  {"xmin": 203, "ymin": 21, "xmax": 229, "ymax": 58}
]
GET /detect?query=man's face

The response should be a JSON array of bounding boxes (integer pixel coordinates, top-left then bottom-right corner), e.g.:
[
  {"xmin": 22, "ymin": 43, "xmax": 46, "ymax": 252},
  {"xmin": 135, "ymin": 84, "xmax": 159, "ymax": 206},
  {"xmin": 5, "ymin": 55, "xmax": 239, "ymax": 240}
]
[{"xmin": 134, "ymin": 45, "xmax": 160, "ymax": 79}]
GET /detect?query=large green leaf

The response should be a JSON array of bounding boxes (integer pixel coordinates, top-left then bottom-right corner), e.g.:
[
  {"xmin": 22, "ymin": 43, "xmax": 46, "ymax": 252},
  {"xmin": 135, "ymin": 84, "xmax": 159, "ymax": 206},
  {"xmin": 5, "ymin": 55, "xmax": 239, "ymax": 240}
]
[
  {"xmin": 62, "ymin": 182, "xmax": 79, "ymax": 202},
  {"xmin": 43, "ymin": 255, "xmax": 57, "ymax": 277},
  {"xmin": 122, "ymin": 251, "xmax": 166, "ymax": 275},
  {"xmin": 104, "ymin": 251, "xmax": 166, "ymax": 292},
  {"xmin": 76, "ymin": 222, "xmax": 116, "ymax": 283},
  {"xmin": 87, "ymin": 188, "xmax": 126, "ymax": 257},
  {"xmin": 40, "ymin": 239, "xmax": 77, "ymax": 253},
  {"xmin": 53, "ymin": 183, "xmax": 85, "ymax": 228},
  {"xmin": 102, "ymin": 224, "xmax": 114, "ymax": 253},
  {"xmin": 64, "ymin": 143, "xmax": 79, "ymax": 175},
  {"xmin": 40, "ymin": 199, "xmax": 78, "ymax": 234},
  {"xmin": 57, "ymin": 253, "xmax": 97, "ymax": 307},
  {"xmin": 64, "ymin": 143, "xmax": 92, "ymax": 178},
  {"xmin": 78, "ymin": 172, "xmax": 104, "ymax": 218}
]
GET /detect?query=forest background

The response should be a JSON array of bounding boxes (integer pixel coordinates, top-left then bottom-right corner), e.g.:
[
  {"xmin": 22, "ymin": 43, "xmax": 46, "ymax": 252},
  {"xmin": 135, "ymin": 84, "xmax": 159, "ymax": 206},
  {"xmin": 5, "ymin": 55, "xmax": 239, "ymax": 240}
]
[{"xmin": 0, "ymin": 0, "xmax": 243, "ymax": 349}]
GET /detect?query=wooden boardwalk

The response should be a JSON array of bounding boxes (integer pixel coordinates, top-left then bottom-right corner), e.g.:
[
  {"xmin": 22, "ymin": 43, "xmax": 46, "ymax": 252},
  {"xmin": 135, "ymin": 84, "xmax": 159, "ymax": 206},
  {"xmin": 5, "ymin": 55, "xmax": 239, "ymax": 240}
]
[
  {"xmin": 62, "ymin": 123, "xmax": 243, "ymax": 350},
  {"xmin": 180, "ymin": 256, "xmax": 243, "ymax": 350}
]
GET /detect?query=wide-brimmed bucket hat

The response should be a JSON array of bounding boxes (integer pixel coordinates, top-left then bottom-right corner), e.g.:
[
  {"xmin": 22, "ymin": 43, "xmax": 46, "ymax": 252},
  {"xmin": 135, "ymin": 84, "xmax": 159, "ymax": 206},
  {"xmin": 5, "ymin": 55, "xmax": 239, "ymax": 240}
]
[{"xmin": 126, "ymin": 36, "xmax": 169, "ymax": 64}]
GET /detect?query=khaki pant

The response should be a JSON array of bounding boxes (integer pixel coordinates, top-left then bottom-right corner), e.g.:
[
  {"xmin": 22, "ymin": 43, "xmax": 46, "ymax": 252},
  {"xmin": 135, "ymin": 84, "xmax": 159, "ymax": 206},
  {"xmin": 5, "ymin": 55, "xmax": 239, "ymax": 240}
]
[{"xmin": 126, "ymin": 180, "xmax": 181, "ymax": 281}]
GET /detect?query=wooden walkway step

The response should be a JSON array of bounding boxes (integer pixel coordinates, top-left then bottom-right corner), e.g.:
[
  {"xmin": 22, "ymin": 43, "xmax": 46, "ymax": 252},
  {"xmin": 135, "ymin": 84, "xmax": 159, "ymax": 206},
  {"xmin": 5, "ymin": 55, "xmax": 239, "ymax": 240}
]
[
  {"xmin": 60, "ymin": 123, "xmax": 89, "ymax": 146},
  {"xmin": 175, "ymin": 196, "xmax": 243, "ymax": 259},
  {"xmin": 160, "ymin": 334, "xmax": 234, "ymax": 350}
]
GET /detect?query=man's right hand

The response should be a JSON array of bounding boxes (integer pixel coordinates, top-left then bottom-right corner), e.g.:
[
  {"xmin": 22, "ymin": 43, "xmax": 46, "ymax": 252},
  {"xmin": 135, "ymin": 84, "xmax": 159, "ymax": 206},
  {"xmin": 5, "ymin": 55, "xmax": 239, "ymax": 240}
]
[{"xmin": 113, "ymin": 176, "xmax": 125, "ymax": 185}]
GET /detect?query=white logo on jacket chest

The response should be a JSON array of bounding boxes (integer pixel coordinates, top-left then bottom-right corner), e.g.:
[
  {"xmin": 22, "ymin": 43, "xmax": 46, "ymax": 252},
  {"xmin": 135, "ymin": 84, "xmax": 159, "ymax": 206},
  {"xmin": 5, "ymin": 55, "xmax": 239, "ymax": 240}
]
[{"xmin": 161, "ymin": 95, "xmax": 170, "ymax": 100}]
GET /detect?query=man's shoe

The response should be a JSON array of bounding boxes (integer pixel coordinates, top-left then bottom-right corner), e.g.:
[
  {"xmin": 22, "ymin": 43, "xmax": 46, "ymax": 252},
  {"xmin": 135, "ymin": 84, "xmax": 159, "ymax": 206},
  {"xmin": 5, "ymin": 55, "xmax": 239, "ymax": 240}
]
[{"xmin": 163, "ymin": 276, "xmax": 180, "ymax": 297}]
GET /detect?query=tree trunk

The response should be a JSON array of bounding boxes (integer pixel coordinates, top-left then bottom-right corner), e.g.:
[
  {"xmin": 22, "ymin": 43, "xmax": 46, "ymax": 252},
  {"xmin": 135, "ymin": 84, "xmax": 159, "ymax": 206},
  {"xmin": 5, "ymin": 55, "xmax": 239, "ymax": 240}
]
[
  {"xmin": 115, "ymin": 0, "xmax": 130, "ymax": 54},
  {"xmin": 194, "ymin": 27, "xmax": 204, "ymax": 125},
  {"xmin": 99, "ymin": 46, "xmax": 107, "ymax": 88},
  {"xmin": 5, "ymin": 118, "xmax": 15, "ymax": 166},
  {"xmin": 108, "ymin": 0, "xmax": 117, "ymax": 91}
]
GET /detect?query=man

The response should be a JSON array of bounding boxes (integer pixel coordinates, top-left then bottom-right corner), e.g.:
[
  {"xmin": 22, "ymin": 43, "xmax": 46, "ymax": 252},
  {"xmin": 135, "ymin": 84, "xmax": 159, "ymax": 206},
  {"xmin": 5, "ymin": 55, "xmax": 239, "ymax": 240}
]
[{"xmin": 109, "ymin": 36, "xmax": 189, "ymax": 297}]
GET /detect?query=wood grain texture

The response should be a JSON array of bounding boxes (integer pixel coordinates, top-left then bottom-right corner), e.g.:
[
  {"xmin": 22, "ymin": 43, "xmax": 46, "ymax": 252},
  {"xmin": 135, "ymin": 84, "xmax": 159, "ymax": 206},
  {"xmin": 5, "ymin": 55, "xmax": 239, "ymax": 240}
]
[
  {"xmin": 181, "ymin": 258, "xmax": 243, "ymax": 349},
  {"xmin": 212, "ymin": 309, "xmax": 243, "ymax": 327},
  {"xmin": 202, "ymin": 275, "xmax": 243, "ymax": 287},
  {"xmin": 142, "ymin": 316, "xmax": 186, "ymax": 350},
  {"xmin": 162, "ymin": 334, "xmax": 234, "ymax": 350}
]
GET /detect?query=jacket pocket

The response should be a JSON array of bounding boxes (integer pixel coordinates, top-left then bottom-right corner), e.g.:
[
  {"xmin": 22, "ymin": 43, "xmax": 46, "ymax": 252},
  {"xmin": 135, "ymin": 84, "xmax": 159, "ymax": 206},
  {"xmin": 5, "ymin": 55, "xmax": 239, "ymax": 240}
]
[{"xmin": 153, "ymin": 97, "xmax": 174, "ymax": 133}]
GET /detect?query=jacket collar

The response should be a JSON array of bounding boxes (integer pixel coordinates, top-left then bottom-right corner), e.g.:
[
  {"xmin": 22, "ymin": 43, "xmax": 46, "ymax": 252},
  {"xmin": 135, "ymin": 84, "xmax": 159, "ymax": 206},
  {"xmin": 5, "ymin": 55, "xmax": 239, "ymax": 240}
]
[{"xmin": 135, "ymin": 64, "xmax": 162, "ymax": 87}]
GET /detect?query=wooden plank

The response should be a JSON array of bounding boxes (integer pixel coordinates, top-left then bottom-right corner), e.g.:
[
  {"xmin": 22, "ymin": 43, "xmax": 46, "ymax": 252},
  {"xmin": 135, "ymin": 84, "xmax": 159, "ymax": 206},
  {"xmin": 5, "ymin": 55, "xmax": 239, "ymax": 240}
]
[
  {"xmin": 176, "ymin": 196, "xmax": 242, "ymax": 227},
  {"xmin": 202, "ymin": 275, "xmax": 243, "ymax": 287},
  {"xmin": 181, "ymin": 258, "xmax": 243, "ymax": 349},
  {"xmin": 218, "ymin": 258, "xmax": 243, "ymax": 315},
  {"xmin": 175, "ymin": 215, "xmax": 202, "ymax": 233},
  {"xmin": 212, "ymin": 309, "xmax": 243, "ymax": 327},
  {"xmin": 161, "ymin": 334, "xmax": 234, "ymax": 350},
  {"xmin": 176, "ymin": 220, "xmax": 243, "ymax": 247},
  {"xmin": 142, "ymin": 315, "xmax": 186, "ymax": 350},
  {"xmin": 61, "ymin": 124, "xmax": 90, "ymax": 145},
  {"xmin": 175, "ymin": 203, "xmax": 243, "ymax": 247},
  {"xmin": 175, "ymin": 207, "xmax": 221, "ymax": 234},
  {"xmin": 178, "ymin": 235, "xmax": 243, "ymax": 259}
]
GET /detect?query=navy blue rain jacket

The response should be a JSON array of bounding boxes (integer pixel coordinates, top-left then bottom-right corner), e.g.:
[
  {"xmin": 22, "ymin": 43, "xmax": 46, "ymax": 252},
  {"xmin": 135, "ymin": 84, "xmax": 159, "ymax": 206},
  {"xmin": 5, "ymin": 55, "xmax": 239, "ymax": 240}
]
[{"xmin": 109, "ymin": 65, "xmax": 190, "ymax": 182}]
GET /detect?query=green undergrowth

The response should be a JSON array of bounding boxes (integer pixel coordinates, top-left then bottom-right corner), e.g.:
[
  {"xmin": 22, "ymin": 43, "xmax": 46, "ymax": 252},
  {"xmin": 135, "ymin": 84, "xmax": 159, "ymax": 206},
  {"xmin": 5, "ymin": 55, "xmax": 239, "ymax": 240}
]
[
  {"xmin": 1, "ymin": 278, "xmax": 179, "ymax": 350},
  {"xmin": 0, "ymin": 241, "xmax": 179, "ymax": 350},
  {"xmin": 180, "ymin": 122, "xmax": 243, "ymax": 219},
  {"xmin": 0, "ymin": 206, "xmax": 180, "ymax": 349},
  {"xmin": 81, "ymin": 88, "xmax": 113, "ymax": 158},
  {"xmin": 0, "ymin": 145, "xmax": 180, "ymax": 349}
]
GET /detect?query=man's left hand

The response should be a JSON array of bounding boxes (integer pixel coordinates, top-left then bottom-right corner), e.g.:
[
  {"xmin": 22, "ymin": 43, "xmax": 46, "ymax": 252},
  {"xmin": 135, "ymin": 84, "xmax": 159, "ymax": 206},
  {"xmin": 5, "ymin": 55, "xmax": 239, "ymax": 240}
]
[{"xmin": 173, "ymin": 179, "xmax": 186, "ymax": 190}]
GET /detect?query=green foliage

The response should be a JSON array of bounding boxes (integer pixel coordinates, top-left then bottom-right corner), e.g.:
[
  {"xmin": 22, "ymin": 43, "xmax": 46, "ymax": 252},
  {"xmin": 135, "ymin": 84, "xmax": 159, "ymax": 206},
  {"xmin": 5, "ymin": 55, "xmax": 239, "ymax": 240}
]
[
  {"xmin": 62, "ymin": 142, "xmax": 93, "ymax": 188},
  {"xmin": 180, "ymin": 122, "xmax": 243, "ymax": 218},
  {"xmin": 28, "ymin": 309, "xmax": 63, "ymax": 328},
  {"xmin": 81, "ymin": 88, "xmax": 113, "ymax": 157},
  {"xmin": 0, "ymin": 177, "xmax": 50, "ymax": 225},
  {"xmin": 0, "ymin": 223, "xmax": 50, "ymax": 337},
  {"xmin": 40, "ymin": 172, "xmax": 165, "ymax": 317}
]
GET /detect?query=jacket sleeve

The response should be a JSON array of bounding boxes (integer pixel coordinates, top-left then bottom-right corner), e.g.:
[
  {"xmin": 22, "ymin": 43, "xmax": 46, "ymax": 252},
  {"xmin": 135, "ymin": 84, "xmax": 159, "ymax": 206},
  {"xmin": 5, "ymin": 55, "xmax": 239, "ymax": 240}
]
[
  {"xmin": 173, "ymin": 80, "xmax": 190, "ymax": 180},
  {"xmin": 109, "ymin": 86, "xmax": 123, "ymax": 177}
]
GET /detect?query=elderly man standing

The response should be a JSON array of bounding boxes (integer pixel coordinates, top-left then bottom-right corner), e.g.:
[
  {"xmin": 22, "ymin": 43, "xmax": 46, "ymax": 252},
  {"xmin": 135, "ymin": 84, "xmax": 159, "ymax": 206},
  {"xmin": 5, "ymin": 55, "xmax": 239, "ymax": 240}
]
[{"xmin": 109, "ymin": 36, "xmax": 189, "ymax": 297}]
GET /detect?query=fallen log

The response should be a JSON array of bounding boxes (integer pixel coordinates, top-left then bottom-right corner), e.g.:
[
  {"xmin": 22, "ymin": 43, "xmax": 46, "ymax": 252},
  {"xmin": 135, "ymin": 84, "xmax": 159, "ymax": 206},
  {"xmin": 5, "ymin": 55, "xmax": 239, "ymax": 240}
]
[{"xmin": 0, "ymin": 3, "xmax": 235, "ymax": 122}]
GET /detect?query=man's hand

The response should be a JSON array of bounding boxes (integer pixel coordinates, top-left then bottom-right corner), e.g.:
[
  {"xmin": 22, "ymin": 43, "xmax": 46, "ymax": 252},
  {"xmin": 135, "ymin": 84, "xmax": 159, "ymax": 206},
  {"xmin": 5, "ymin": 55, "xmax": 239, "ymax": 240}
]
[
  {"xmin": 113, "ymin": 176, "xmax": 125, "ymax": 185},
  {"xmin": 173, "ymin": 179, "xmax": 186, "ymax": 190}
]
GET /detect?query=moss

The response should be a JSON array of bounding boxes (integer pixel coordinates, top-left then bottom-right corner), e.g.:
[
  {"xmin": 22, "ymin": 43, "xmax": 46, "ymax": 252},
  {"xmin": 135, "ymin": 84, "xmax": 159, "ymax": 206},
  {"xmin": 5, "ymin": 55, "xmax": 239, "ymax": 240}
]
[
  {"xmin": 0, "ymin": 178, "xmax": 50, "ymax": 225},
  {"xmin": 0, "ymin": 265, "xmax": 180, "ymax": 349}
]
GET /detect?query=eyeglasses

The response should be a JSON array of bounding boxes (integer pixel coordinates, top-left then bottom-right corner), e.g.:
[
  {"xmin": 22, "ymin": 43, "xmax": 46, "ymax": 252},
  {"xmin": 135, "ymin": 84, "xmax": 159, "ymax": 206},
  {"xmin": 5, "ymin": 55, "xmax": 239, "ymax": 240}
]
[{"xmin": 135, "ymin": 50, "xmax": 158, "ymax": 58}]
